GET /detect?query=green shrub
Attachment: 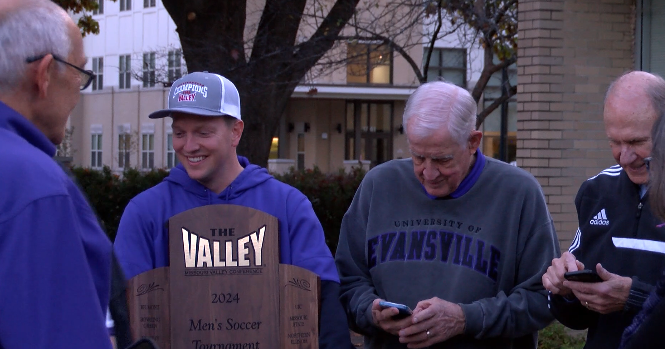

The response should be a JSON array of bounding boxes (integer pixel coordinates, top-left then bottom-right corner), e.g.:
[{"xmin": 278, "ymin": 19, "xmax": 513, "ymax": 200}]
[
  {"xmin": 70, "ymin": 166, "xmax": 168, "ymax": 241},
  {"xmin": 273, "ymin": 166, "xmax": 366, "ymax": 254},
  {"xmin": 538, "ymin": 322, "xmax": 586, "ymax": 349},
  {"xmin": 71, "ymin": 165, "xmax": 365, "ymax": 253}
]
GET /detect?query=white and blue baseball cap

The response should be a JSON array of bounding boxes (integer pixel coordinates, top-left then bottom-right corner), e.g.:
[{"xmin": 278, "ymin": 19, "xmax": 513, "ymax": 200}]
[{"xmin": 148, "ymin": 71, "xmax": 241, "ymax": 120}]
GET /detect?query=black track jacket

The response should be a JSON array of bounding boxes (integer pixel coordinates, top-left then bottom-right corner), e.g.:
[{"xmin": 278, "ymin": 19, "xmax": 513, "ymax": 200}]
[{"xmin": 549, "ymin": 165, "xmax": 665, "ymax": 349}]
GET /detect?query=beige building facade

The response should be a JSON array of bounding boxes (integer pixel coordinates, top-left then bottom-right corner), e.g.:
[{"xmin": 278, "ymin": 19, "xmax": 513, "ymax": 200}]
[
  {"xmin": 68, "ymin": 0, "xmax": 514, "ymax": 176},
  {"xmin": 68, "ymin": 65, "xmax": 419, "ymax": 175},
  {"xmin": 67, "ymin": 0, "xmax": 665, "ymax": 249}
]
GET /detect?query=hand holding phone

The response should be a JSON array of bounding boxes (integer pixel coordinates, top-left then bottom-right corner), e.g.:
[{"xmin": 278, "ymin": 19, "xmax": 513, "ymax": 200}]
[
  {"xmin": 378, "ymin": 300, "xmax": 412, "ymax": 319},
  {"xmin": 564, "ymin": 269, "xmax": 603, "ymax": 283}
]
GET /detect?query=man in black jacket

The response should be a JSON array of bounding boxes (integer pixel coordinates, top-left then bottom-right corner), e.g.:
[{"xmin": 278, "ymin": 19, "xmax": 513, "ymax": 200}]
[{"xmin": 542, "ymin": 71, "xmax": 665, "ymax": 349}]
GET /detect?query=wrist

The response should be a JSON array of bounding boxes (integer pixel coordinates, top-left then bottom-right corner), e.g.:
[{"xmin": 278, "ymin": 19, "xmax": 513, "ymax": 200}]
[
  {"xmin": 456, "ymin": 305, "xmax": 466, "ymax": 335},
  {"xmin": 625, "ymin": 277, "xmax": 650, "ymax": 313}
]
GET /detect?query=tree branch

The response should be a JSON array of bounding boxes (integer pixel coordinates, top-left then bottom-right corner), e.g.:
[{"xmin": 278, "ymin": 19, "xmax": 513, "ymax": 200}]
[
  {"xmin": 476, "ymin": 84, "xmax": 516, "ymax": 129},
  {"xmin": 493, "ymin": 0, "xmax": 517, "ymax": 24},
  {"xmin": 250, "ymin": 0, "xmax": 306, "ymax": 62},
  {"xmin": 471, "ymin": 52, "xmax": 515, "ymax": 102},
  {"xmin": 292, "ymin": 0, "xmax": 360, "ymax": 77},
  {"xmin": 423, "ymin": 0, "xmax": 444, "ymax": 83}
]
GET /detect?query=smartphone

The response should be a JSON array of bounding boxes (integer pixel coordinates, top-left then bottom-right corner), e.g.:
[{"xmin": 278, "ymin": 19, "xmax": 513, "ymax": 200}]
[
  {"xmin": 564, "ymin": 270, "xmax": 602, "ymax": 283},
  {"xmin": 378, "ymin": 300, "xmax": 413, "ymax": 319}
]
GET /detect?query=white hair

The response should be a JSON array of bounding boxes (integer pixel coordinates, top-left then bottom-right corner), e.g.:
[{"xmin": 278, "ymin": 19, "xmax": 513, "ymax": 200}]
[
  {"xmin": 0, "ymin": 0, "xmax": 72, "ymax": 93},
  {"xmin": 403, "ymin": 81, "xmax": 477, "ymax": 146}
]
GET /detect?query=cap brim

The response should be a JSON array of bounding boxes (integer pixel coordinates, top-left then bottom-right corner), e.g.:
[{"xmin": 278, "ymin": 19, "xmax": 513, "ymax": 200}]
[{"xmin": 148, "ymin": 107, "xmax": 229, "ymax": 119}]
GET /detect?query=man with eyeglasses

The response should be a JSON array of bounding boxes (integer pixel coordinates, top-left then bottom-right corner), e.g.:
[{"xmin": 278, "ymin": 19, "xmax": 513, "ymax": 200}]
[
  {"xmin": 26, "ymin": 54, "xmax": 95, "ymax": 91},
  {"xmin": 543, "ymin": 71, "xmax": 665, "ymax": 349},
  {"xmin": 0, "ymin": 1, "xmax": 113, "ymax": 349}
]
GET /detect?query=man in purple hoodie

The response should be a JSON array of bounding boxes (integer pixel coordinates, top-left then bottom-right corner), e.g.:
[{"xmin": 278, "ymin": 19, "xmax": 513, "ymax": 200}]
[
  {"xmin": 0, "ymin": 1, "xmax": 112, "ymax": 348},
  {"xmin": 113, "ymin": 71, "xmax": 353, "ymax": 349}
]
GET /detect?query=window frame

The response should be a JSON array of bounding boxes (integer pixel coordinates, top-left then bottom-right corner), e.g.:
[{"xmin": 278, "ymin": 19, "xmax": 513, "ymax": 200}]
[
  {"xmin": 141, "ymin": 133, "xmax": 155, "ymax": 169},
  {"xmin": 91, "ymin": 129, "xmax": 103, "ymax": 169},
  {"xmin": 481, "ymin": 62, "xmax": 517, "ymax": 162},
  {"xmin": 119, "ymin": 54, "xmax": 131, "ymax": 90},
  {"xmin": 424, "ymin": 47, "xmax": 467, "ymax": 87},
  {"xmin": 92, "ymin": 0, "xmax": 104, "ymax": 15},
  {"xmin": 142, "ymin": 52, "xmax": 156, "ymax": 88},
  {"xmin": 118, "ymin": 126, "xmax": 131, "ymax": 169},
  {"xmin": 346, "ymin": 42, "xmax": 393, "ymax": 85},
  {"xmin": 120, "ymin": 0, "xmax": 131, "ymax": 11},
  {"xmin": 344, "ymin": 101, "xmax": 394, "ymax": 168},
  {"xmin": 167, "ymin": 50, "xmax": 182, "ymax": 83},
  {"xmin": 92, "ymin": 57, "xmax": 103, "ymax": 91}
]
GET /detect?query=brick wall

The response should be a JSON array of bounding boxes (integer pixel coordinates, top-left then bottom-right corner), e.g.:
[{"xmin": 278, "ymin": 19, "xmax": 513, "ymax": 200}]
[{"xmin": 517, "ymin": 0, "xmax": 634, "ymax": 249}]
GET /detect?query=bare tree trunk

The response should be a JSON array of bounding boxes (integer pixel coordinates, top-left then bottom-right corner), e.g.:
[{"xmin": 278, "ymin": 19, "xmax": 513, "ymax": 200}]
[{"xmin": 161, "ymin": 0, "xmax": 359, "ymax": 167}]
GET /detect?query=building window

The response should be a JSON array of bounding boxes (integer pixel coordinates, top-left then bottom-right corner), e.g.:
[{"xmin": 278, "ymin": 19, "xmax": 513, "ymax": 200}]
[
  {"xmin": 269, "ymin": 137, "xmax": 279, "ymax": 160},
  {"xmin": 118, "ymin": 133, "xmax": 131, "ymax": 168},
  {"xmin": 346, "ymin": 43, "xmax": 392, "ymax": 84},
  {"xmin": 119, "ymin": 55, "xmax": 131, "ymax": 89},
  {"xmin": 93, "ymin": 0, "xmax": 103, "ymax": 15},
  {"xmin": 168, "ymin": 50, "xmax": 182, "ymax": 83},
  {"xmin": 637, "ymin": 0, "xmax": 665, "ymax": 76},
  {"xmin": 144, "ymin": 0, "xmax": 156, "ymax": 8},
  {"xmin": 297, "ymin": 133, "xmax": 305, "ymax": 170},
  {"xmin": 141, "ymin": 133, "xmax": 154, "ymax": 169},
  {"xmin": 424, "ymin": 48, "xmax": 466, "ymax": 87},
  {"xmin": 92, "ymin": 57, "xmax": 103, "ymax": 91},
  {"xmin": 91, "ymin": 125, "xmax": 103, "ymax": 169},
  {"xmin": 345, "ymin": 101, "xmax": 393, "ymax": 168},
  {"xmin": 482, "ymin": 62, "xmax": 517, "ymax": 163},
  {"xmin": 118, "ymin": 124, "xmax": 131, "ymax": 168},
  {"xmin": 143, "ymin": 52, "xmax": 155, "ymax": 88},
  {"xmin": 166, "ymin": 133, "xmax": 179, "ymax": 168},
  {"xmin": 120, "ymin": 0, "xmax": 131, "ymax": 11}
]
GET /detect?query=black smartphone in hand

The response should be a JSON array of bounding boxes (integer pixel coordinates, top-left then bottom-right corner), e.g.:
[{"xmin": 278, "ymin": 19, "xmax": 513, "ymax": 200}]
[
  {"xmin": 378, "ymin": 300, "xmax": 413, "ymax": 319},
  {"xmin": 564, "ymin": 270, "xmax": 602, "ymax": 283}
]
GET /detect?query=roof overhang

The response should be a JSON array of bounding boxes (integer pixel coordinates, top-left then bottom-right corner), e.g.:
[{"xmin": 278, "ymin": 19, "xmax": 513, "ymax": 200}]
[{"xmin": 292, "ymin": 85, "xmax": 418, "ymax": 101}]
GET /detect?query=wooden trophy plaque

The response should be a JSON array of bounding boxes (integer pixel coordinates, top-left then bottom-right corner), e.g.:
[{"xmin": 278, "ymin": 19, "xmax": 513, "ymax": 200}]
[
  {"xmin": 127, "ymin": 267, "xmax": 170, "ymax": 349},
  {"xmin": 127, "ymin": 204, "xmax": 320, "ymax": 349}
]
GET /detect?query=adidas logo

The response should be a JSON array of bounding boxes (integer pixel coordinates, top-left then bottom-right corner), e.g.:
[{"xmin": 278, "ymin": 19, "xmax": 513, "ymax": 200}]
[{"xmin": 590, "ymin": 209, "xmax": 610, "ymax": 226}]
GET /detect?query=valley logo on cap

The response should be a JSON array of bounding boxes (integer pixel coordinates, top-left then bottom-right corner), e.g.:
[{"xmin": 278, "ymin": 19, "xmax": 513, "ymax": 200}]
[
  {"xmin": 173, "ymin": 81, "xmax": 207, "ymax": 102},
  {"xmin": 149, "ymin": 71, "xmax": 241, "ymax": 120}
]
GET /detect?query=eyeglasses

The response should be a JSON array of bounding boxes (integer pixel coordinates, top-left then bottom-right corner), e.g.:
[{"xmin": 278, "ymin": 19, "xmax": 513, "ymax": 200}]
[
  {"xmin": 26, "ymin": 54, "xmax": 95, "ymax": 90},
  {"xmin": 644, "ymin": 157, "xmax": 652, "ymax": 171}
]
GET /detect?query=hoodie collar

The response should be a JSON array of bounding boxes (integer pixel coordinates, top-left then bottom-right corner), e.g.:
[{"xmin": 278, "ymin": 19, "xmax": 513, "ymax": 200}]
[
  {"xmin": 0, "ymin": 101, "xmax": 56, "ymax": 157},
  {"xmin": 165, "ymin": 155, "xmax": 272, "ymax": 201},
  {"xmin": 422, "ymin": 149, "xmax": 486, "ymax": 199}
]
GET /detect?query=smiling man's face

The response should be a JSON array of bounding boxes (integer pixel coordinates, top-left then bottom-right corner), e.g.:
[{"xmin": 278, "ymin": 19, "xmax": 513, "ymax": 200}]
[
  {"xmin": 171, "ymin": 113, "xmax": 242, "ymax": 192},
  {"xmin": 604, "ymin": 86, "xmax": 655, "ymax": 185}
]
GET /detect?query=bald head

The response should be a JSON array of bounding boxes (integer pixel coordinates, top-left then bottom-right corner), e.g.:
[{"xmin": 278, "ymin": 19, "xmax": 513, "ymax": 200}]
[
  {"xmin": 604, "ymin": 71, "xmax": 665, "ymax": 184},
  {"xmin": 0, "ymin": 0, "xmax": 23, "ymax": 13},
  {"xmin": 605, "ymin": 71, "xmax": 665, "ymax": 114}
]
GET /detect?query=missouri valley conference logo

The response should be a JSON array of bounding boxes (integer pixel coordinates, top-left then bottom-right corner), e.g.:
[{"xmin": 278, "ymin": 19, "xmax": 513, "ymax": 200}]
[{"xmin": 181, "ymin": 225, "xmax": 266, "ymax": 276}]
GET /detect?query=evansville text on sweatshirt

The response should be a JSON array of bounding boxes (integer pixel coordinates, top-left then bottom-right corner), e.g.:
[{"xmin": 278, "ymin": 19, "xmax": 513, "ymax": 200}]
[{"xmin": 336, "ymin": 154, "xmax": 560, "ymax": 349}]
